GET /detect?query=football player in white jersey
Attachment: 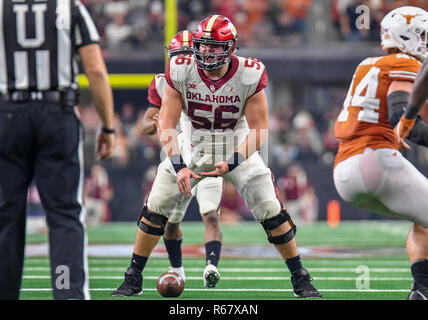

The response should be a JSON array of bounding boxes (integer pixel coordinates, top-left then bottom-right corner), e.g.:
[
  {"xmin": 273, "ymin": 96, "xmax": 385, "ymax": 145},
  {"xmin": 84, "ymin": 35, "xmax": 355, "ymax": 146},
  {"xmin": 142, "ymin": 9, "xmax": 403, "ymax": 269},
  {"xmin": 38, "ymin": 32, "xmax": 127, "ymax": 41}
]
[
  {"xmin": 112, "ymin": 15, "xmax": 321, "ymax": 298},
  {"xmin": 141, "ymin": 30, "xmax": 224, "ymax": 287}
]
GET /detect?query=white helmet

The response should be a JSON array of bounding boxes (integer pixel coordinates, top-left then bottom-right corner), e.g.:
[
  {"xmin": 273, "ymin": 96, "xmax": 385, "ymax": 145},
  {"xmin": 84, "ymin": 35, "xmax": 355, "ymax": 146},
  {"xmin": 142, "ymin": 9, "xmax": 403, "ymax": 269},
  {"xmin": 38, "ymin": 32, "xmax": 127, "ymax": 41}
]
[{"xmin": 381, "ymin": 6, "xmax": 428, "ymax": 61}]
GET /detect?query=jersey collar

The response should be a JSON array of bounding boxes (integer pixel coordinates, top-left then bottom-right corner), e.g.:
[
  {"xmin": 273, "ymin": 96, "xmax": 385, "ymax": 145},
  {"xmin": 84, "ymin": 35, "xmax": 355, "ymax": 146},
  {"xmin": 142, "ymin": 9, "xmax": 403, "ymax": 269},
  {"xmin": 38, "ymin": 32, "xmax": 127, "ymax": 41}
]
[{"xmin": 197, "ymin": 56, "xmax": 239, "ymax": 93}]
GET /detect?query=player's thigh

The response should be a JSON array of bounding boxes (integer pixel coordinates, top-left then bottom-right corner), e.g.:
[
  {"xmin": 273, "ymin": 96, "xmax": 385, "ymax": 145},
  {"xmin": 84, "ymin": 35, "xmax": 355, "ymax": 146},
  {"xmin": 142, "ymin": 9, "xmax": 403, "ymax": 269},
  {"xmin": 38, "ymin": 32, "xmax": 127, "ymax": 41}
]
[
  {"xmin": 333, "ymin": 149, "xmax": 401, "ymax": 212},
  {"xmin": 379, "ymin": 153, "xmax": 428, "ymax": 227},
  {"xmin": 195, "ymin": 177, "xmax": 223, "ymax": 215},
  {"xmin": 147, "ymin": 160, "xmax": 186, "ymax": 217},
  {"xmin": 334, "ymin": 148, "xmax": 428, "ymax": 227},
  {"xmin": 333, "ymin": 153, "xmax": 368, "ymax": 204},
  {"xmin": 224, "ymin": 153, "xmax": 281, "ymax": 222},
  {"xmin": 168, "ymin": 194, "xmax": 193, "ymax": 223}
]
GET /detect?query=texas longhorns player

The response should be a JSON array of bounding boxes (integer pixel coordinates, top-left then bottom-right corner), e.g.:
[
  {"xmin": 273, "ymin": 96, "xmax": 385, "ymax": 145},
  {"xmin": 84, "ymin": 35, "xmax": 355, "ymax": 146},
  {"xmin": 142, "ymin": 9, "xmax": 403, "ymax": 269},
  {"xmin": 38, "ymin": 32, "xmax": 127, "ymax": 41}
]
[
  {"xmin": 112, "ymin": 15, "xmax": 321, "ymax": 298},
  {"xmin": 333, "ymin": 6, "xmax": 428, "ymax": 300},
  {"xmin": 140, "ymin": 30, "xmax": 224, "ymax": 288}
]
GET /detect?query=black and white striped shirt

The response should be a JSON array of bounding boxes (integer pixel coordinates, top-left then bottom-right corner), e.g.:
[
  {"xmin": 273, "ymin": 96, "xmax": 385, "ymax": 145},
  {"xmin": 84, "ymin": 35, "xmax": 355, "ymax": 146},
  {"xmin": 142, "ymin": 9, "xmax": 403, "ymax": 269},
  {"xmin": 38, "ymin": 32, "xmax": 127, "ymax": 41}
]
[{"xmin": 0, "ymin": 0, "xmax": 100, "ymax": 93}]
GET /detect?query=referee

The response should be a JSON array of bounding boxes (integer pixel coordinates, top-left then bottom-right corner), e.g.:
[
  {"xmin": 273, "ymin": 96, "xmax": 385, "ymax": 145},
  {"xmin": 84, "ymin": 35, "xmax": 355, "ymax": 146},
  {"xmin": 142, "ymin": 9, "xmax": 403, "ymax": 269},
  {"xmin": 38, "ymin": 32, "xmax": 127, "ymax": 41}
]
[{"xmin": 0, "ymin": 0, "xmax": 115, "ymax": 299}]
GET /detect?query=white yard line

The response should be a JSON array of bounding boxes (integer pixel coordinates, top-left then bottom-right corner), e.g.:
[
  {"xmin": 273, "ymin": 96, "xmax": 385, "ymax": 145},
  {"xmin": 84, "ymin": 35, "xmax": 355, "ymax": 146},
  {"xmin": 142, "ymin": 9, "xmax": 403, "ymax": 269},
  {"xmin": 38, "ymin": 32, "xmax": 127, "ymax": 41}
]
[
  {"xmin": 24, "ymin": 258, "xmax": 410, "ymax": 266},
  {"xmin": 22, "ymin": 275, "xmax": 413, "ymax": 281},
  {"xmin": 20, "ymin": 288, "xmax": 410, "ymax": 293},
  {"xmin": 23, "ymin": 267, "xmax": 411, "ymax": 273}
]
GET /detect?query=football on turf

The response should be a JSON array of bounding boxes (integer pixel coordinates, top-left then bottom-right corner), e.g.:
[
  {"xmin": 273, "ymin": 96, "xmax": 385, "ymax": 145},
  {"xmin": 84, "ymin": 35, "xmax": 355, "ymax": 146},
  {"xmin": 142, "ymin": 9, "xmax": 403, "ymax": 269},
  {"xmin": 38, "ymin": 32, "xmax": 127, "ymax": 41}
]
[{"xmin": 156, "ymin": 271, "xmax": 185, "ymax": 297}]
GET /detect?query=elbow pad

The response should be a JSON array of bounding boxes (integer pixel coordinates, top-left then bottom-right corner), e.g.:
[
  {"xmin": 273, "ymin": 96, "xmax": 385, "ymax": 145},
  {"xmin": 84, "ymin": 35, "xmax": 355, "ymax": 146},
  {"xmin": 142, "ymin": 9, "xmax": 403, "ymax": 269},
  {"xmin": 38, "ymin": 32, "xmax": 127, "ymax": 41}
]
[{"xmin": 387, "ymin": 91, "xmax": 410, "ymax": 127}]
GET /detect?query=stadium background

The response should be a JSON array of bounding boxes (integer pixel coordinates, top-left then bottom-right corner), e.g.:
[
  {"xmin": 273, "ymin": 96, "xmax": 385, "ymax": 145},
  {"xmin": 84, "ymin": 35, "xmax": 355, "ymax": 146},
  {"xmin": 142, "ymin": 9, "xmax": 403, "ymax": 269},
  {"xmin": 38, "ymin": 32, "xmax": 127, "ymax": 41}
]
[
  {"xmin": 21, "ymin": 0, "xmax": 428, "ymax": 301},
  {"xmin": 24, "ymin": 0, "xmax": 428, "ymax": 228}
]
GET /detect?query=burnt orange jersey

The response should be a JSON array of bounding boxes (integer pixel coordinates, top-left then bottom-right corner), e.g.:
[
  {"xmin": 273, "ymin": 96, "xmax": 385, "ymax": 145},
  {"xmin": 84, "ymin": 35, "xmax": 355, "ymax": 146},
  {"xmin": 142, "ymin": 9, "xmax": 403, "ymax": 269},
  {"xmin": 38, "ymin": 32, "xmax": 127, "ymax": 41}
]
[{"xmin": 334, "ymin": 53, "xmax": 421, "ymax": 167}]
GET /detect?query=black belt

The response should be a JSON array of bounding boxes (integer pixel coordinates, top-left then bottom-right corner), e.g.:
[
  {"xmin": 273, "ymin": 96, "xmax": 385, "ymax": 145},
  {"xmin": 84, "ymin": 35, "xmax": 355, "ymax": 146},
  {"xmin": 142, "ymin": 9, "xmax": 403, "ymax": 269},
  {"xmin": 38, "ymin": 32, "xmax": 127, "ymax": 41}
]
[{"xmin": 0, "ymin": 90, "xmax": 78, "ymax": 105}]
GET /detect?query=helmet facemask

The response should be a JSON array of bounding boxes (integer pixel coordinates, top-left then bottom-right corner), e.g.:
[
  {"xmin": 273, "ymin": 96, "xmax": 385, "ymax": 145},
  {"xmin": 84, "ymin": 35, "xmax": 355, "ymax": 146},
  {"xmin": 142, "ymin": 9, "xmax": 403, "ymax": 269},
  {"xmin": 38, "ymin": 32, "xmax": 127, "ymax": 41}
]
[
  {"xmin": 193, "ymin": 38, "xmax": 236, "ymax": 71},
  {"xmin": 388, "ymin": 25, "xmax": 428, "ymax": 61},
  {"xmin": 413, "ymin": 27, "xmax": 428, "ymax": 61},
  {"xmin": 167, "ymin": 46, "xmax": 194, "ymax": 59},
  {"xmin": 166, "ymin": 30, "xmax": 194, "ymax": 59}
]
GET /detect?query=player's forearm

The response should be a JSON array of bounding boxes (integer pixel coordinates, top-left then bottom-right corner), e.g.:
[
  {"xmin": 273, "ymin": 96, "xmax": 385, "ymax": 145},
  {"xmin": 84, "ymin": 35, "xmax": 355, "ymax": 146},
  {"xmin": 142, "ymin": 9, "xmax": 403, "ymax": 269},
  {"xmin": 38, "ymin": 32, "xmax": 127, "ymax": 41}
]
[
  {"xmin": 239, "ymin": 89, "xmax": 269, "ymax": 160},
  {"xmin": 157, "ymin": 122, "xmax": 180, "ymax": 157},
  {"xmin": 159, "ymin": 133, "xmax": 180, "ymax": 157},
  {"xmin": 158, "ymin": 126, "xmax": 185, "ymax": 173},
  {"xmin": 158, "ymin": 86, "xmax": 183, "ymax": 155},
  {"xmin": 79, "ymin": 44, "xmax": 114, "ymax": 129},
  {"xmin": 87, "ymin": 70, "xmax": 115, "ymax": 129},
  {"xmin": 407, "ymin": 60, "xmax": 428, "ymax": 117}
]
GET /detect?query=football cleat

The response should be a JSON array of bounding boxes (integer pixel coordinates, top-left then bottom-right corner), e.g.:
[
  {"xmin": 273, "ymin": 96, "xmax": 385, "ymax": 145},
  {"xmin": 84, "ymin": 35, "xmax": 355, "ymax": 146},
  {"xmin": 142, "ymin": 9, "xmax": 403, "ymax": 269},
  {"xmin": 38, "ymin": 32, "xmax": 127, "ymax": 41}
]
[
  {"xmin": 291, "ymin": 268, "xmax": 322, "ymax": 298},
  {"xmin": 203, "ymin": 264, "xmax": 220, "ymax": 288},
  {"xmin": 111, "ymin": 267, "xmax": 143, "ymax": 297},
  {"xmin": 407, "ymin": 281, "xmax": 428, "ymax": 300},
  {"xmin": 169, "ymin": 266, "xmax": 186, "ymax": 283}
]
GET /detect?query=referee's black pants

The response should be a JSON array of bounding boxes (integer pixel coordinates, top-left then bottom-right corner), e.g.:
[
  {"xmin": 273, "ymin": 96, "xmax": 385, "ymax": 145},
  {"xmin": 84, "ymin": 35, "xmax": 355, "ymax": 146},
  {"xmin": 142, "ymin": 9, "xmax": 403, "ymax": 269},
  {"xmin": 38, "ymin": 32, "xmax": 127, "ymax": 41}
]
[{"xmin": 0, "ymin": 101, "xmax": 89, "ymax": 300}]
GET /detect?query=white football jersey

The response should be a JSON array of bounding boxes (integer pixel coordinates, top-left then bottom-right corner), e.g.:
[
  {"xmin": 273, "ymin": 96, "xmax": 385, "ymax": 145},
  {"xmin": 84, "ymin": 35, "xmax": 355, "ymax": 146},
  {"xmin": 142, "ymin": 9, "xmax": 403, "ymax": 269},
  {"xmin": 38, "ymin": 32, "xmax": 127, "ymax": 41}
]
[{"xmin": 166, "ymin": 54, "xmax": 267, "ymax": 164}]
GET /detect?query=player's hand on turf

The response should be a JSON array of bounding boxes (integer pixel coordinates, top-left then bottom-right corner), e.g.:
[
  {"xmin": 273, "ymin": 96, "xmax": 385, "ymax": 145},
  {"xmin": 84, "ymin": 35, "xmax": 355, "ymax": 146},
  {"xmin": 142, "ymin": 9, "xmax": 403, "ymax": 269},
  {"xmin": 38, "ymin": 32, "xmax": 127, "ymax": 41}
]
[
  {"xmin": 200, "ymin": 161, "xmax": 229, "ymax": 177},
  {"xmin": 176, "ymin": 168, "xmax": 200, "ymax": 197},
  {"xmin": 394, "ymin": 115, "xmax": 415, "ymax": 150},
  {"xmin": 97, "ymin": 131, "xmax": 116, "ymax": 160}
]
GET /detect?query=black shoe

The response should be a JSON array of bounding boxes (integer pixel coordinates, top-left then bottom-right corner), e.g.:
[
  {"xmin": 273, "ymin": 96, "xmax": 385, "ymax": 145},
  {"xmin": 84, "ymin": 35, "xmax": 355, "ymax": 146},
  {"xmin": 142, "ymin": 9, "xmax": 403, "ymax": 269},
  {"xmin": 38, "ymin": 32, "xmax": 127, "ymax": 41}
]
[
  {"xmin": 291, "ymin": 268, "xmax": 322, "ymax": 298},
  {"xmin": 111, "ymin": 267, "xmax": 143, "ymax": 297},
  {"xmin": 407, "ymin": 282, "xmax": 428, "ymax": 300}
]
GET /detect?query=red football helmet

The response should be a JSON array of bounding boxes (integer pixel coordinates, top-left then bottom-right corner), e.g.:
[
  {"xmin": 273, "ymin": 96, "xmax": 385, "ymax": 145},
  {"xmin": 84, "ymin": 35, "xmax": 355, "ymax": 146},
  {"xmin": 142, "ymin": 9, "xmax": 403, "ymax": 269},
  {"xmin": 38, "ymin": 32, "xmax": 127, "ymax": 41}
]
[
  {"xmin": 167, "ymin": 30, "xmax": 194, "ymax": 58},
  {"xmin": 193, "ymin": 15, "xmax": 238, "ymax": 71}
]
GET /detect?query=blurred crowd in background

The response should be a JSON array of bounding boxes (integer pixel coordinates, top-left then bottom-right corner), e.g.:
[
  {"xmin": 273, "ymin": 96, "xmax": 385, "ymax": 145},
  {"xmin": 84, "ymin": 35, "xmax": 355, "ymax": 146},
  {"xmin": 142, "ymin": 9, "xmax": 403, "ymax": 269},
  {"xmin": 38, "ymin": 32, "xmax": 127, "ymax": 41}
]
[
  {"xmin": 26, "ymin": 0, "xmax": 428, "ymax": 229},
  {"xmin": 81, "ymin": 0, "xmax": 428, "ymax": 51}
]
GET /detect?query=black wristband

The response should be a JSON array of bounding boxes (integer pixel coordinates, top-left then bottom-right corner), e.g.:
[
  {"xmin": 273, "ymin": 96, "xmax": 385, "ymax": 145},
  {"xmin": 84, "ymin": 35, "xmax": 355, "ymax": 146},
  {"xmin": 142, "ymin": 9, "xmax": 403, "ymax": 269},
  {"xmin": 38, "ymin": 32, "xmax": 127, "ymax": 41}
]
[
  {"xmin": 102, "ymin": 127, "xmax": 116, "ymax": 134},
  {"xmin": 404, "ymin": 105, "xmax": 419, "ymax": 120},
  {"xmin": 226, "ymin": 152, "xmax": 246, "ymax": 172},
  {"xmin": 170, "ymin": 154, "xmax": 187, "ymax": 173}
]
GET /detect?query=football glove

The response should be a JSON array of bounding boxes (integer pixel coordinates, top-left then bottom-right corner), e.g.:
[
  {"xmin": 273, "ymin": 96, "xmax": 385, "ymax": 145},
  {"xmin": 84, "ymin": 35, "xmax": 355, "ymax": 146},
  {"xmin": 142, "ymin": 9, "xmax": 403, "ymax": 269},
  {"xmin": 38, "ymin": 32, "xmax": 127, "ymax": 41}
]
[{"xmin": 394, "ymin": 115, "xmax": 416, "ymax": 150}]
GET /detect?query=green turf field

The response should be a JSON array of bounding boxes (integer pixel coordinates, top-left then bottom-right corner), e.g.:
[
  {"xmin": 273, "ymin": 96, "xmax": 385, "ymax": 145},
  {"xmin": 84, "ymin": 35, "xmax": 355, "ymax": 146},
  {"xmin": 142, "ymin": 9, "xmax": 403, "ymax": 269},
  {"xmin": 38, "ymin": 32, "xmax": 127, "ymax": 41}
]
[{"xmin": 22, "ymin": 220, "xmax": 415, "ymax": 300}]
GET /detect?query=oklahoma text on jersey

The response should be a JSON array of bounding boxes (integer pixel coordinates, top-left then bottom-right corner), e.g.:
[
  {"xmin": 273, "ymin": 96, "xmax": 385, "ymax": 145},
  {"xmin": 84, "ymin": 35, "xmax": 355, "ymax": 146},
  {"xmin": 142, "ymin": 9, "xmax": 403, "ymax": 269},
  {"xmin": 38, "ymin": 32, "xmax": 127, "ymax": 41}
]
[{"xmin": 164, "ymin": 54, "xmax": 267, "ymax": 164}]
